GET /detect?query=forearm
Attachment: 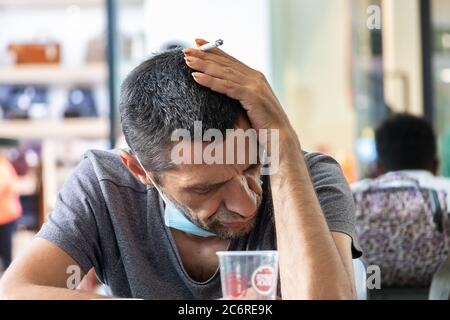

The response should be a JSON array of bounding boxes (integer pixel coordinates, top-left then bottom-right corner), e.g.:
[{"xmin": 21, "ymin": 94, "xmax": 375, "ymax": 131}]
[{"xmin": 270, "ymin": 131, "xmax": 355, "ymax": 300}]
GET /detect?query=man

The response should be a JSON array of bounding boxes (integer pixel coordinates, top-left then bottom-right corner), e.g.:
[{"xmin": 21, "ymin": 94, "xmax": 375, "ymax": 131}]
[
  {"xmin": 0, "ymin": 39, "xmax": 361, "ymax": 300},
  {"xmin": 352, "ymin": 113, "xmax": 450, "ymax": 208}
]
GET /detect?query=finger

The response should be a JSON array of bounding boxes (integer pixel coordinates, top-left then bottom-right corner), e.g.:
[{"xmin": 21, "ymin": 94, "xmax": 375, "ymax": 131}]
[
  {"xmin": 183, "ymin": 48, "xmax": 252, "ymax": 75},
  {"xmin": 191, "ymin": 72, "xmax": 247, "ymax": 102},
  {"xmin": 191, "ymin": 38, "xmax": 238, "ymax": 62},
  {"xmin": 186, "ymin": 44, "xmax": 229, "ymax": 60},
  {"xmin": 184, "ymin": 47, "xmax": 230, "ymax": 65},
  {"xmin": 185, "ymin": 55, "xmax": 248, "ymax": 85},
  {"xmin": 191, "ymin": 38, "xmax": 227, "ymax": 58}
]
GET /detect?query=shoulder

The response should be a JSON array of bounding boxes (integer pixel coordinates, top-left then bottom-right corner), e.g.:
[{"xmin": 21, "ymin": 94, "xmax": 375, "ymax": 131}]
[
  {"xmin": 79, "ymin": 149, "xmax": 146, "ymax": 193},
  {"xmin": 427, "ymin": 175, "xmax": 450, "ymax": 189},
  {"xmin": 302, "ymin": 151, "xmax": 354, "ymax": 202},
  {"xmin": 303, "ymin": 151, "xmax": 346, "ymax": 184}
]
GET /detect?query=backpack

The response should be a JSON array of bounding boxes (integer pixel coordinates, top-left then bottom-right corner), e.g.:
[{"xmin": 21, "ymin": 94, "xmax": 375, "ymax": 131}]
[{"xmin": 354, "ymin": 174, "xmax": 450, "ymax": 287}]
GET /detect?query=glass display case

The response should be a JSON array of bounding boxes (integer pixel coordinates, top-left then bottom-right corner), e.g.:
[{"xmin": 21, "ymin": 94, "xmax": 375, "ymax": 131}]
[{"xmin": 0, "ymin": 0, "xmax": 110, "ymax": 227}]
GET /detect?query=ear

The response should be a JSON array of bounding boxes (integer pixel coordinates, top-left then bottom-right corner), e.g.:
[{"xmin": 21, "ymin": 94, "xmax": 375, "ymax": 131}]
[
  {"xmin": 119, "ymin": 150, "xmax": 156, "ymax": 186},
  {"xmin": 432, "ymin": 159, "xmax": 440, "ymax": 176},
  {"xmin": 375, "ymin": 162, "xmax": 385, "ymax": 177}
]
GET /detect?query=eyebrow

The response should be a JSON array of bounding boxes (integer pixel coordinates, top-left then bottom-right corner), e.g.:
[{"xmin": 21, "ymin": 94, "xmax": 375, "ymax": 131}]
[
  {"xmin": 184, "ymin": 163, "xmax": 261, "ymax": 190},
  {"xmin": 186, "ymin": 179, "xmax": 230, "ymax": 191}
]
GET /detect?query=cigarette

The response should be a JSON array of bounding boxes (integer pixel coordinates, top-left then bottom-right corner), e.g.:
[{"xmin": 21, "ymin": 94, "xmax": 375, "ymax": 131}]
[{"xmin": 198, "ymin": 39, "xmax": 224, "ymax": 51}]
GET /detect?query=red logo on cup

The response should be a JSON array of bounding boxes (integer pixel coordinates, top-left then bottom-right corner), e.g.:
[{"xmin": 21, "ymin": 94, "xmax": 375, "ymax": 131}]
[
  {"xmin": 225, "ymin": 272, "xmax": 247, "ymax": 299},
  {"xmin": 251, "ymin": 265, "xmax": 275, "ymax": 295}
]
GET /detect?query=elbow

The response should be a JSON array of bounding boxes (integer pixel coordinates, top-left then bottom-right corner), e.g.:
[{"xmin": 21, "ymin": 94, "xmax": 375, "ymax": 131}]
[
  {"xmin": 330, "ymin": 282, "xmax": 357, "ymax": 300},
  {"xmin": 305, "ymin": 291, "xmax": 356, "ymax": 300},
  {"xmin": 326, "ymin": 284, "xmax": 357, "ymax": 300},
  {"xmin": 283, "ymin": 290, "xmax": 357, "ymax": 300},
  {"xmin": 334, "ymin": 285, "xmax": 357, "ymax": 300},
  {"xmin": 302, "ymin": 283, "xmax": 357, "ymax": 300},
  {"xmin": 334, "ymin": 290, "xmax": 357, "ymax": 300}
]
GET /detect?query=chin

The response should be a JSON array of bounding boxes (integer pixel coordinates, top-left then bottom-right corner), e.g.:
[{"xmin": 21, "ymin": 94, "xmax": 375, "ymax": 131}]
[{"xmin": 213, "ymin": 219, "xmax": 256, "ymax": 239}]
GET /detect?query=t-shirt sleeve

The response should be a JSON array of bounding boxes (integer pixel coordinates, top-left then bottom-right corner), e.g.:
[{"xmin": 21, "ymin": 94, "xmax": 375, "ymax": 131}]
[
  {"xmin": 306, "ymin": 153, "xmax": 363, "ymax": 259},
  {"xmin": 36, "ymin": 157, "xmax": 104, "ymax": 274}
]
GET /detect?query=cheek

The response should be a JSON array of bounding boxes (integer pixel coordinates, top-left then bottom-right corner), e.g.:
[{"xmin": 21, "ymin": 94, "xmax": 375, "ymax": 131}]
[
  {"xmin": 179, "ymin": 195, "xmax": 222, "ymax": 221},
  {"xmin": 245, "ymin": 173, "xmax": 263, "ymax": 196},
  {"xmin": 196, "ymin": 205, "xmax": 221, "ymax": 222}
]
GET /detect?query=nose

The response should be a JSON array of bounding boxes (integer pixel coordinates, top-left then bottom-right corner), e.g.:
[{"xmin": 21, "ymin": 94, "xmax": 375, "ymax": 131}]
[{"xmin": 222, "ymin": 175, "xmax": 258, "ymax": 219}]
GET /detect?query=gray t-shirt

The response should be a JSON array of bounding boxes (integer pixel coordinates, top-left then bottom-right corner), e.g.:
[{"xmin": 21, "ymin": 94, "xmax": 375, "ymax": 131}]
[{"xmin": 37, "ymin": 149, "xmax": 362, "ymax": 299}]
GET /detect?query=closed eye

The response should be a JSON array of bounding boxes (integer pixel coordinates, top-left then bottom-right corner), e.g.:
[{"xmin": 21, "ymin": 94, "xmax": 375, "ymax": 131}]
[
  {"xmin": 245, "ymin": 163, "xmax": 262, "ymax": 172},
  {"xmin": 193, "ymin": 187, "xmax": 214, "ymax": 195},
  {"xmin": 191, "ymin": 182, "xmax": 227, "ymax": 195}
]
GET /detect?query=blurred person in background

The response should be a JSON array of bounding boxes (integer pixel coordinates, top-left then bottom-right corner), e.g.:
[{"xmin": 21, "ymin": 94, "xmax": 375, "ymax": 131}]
[
  {"xmin": 0, "ymin": 139, "xmax": 22, "ymax": 271},
  {"xmin": 351, "ymin": 114, "xmax": 450, "ymax": 295},
  {"xmin": 352, "ymin": 113, "xmax": 450, "ymax": 204}
]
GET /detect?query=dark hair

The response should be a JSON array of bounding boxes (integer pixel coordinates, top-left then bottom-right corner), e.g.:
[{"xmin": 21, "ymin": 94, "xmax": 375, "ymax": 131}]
[
  {"xmin": 119, "ymin": 49, "xmax": 245, "ymax": 173},
  {"xmin": 375, "ymin": 113, "xmax": 437, "ymax": 172}
]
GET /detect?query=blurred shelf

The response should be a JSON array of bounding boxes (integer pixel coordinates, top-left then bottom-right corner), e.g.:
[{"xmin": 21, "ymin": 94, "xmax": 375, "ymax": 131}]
[
  {"xmin": 17, "ymin": 174, "xmax": 38, "ymax": 196},
  {"xmin": 0, "ymin": 0, "xmax": 145, "ymax": 8},
  {"xmin": 0, "ymin": 0, "xmax": 104, "ymax": 7},
  {"xmin": 0, "ymin": 63, "xmax": 107, "ymax": 86},
  {"xmin": 0, "ymin": 118, "xmax": 109, "ymax": 140}
]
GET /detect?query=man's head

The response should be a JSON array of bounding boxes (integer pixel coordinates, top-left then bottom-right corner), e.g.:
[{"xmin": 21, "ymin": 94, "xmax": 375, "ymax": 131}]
[
  {"xmin": 375, "ymin": 113, "xmax": 439, "ymax": 175},
  {"xmin": 119, "ymin": 50, "xmax": 263, "ymax": 239}
]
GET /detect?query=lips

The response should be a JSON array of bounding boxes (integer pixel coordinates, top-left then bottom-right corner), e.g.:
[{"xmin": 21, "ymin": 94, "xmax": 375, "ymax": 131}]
[
  {"xmin": 222, "ymin": 221, "xmax": 246, "ymax": 227},
  {"xmin": 221, "ymin": 216, "xmax": 255, "ymax": 227}
]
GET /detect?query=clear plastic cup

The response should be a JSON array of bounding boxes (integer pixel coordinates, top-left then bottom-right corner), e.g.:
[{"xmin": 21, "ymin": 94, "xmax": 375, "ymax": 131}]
[{"xmin": 216, "ymin": 250, "xmax": 279, "ymax": 300}]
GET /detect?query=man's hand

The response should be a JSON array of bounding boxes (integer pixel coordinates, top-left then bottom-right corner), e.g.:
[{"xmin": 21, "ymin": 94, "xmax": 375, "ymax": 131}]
[{"xmin": 183, "ymin": 39, "xmax": 293, "ymax": 136}]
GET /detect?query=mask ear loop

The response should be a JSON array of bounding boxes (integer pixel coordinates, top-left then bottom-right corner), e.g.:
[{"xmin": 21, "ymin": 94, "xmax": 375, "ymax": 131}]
[{"xmin": 133, "ymin": 152, "xmax": 171, "ymax": 204}]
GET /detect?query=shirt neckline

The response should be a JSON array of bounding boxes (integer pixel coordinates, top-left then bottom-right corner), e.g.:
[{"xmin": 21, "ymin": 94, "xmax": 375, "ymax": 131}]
[{"xmin": 155, "ymin": 191, "xmax": 237, "ymax": 286}]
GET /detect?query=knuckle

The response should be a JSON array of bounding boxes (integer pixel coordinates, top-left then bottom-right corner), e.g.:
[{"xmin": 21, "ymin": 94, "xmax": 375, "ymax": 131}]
[
  {"xmin": 186, "ymin": 56, "xmax": 199, "ymax": 66},
  {"xmin": 222, "ymin": 66, "xmax": 234, "ymax": 75},
  {"xmin": 202, "ymin": 61, "xmax": 213, "ymax": 73},
  {"xmin": 249, "ymin": 83, "xmax": 260, "ymax": 94},
  {"xmin": 256, "ymin": 70, "xmax": 266, "ymax": 81},
  {"xmin": 199, "ymin": 50, "xmax": 209, "ymax": 58},
  {"xmin": 220, "ymin": 58, "xmax": 233, "ymax": 68},
  {"xmin": 192, "ymin": 49, "xmax": 206, "ymax": 58},
  {"xmin": 223, "ymin": 79, "xmax": 234, "ymax": 90}
]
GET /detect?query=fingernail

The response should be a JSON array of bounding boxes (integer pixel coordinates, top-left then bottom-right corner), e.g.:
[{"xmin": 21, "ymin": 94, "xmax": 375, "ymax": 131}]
[{"xmin": 192, "ymin": 72, "xmax": 201, "ymax": 79}]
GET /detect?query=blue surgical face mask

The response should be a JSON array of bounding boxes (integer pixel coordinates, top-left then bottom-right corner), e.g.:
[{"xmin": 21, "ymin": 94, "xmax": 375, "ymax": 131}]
[
  {"xmin": 164, "ymin": 202, "xmax": 216, "ymax": 237},
  {"xmin": 134, "ymin": 155, "xmax": 216, "ymax": 238}
]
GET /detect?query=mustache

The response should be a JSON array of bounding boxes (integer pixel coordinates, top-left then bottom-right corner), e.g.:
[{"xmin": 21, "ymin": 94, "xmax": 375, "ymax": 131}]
[
  {"xmin": 210, "ymin": 208, "xmax": 245, "ymax": 223},
  {"xmin": 208, "ymin": 196, "xmax": 262, "ymax": 224}
]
